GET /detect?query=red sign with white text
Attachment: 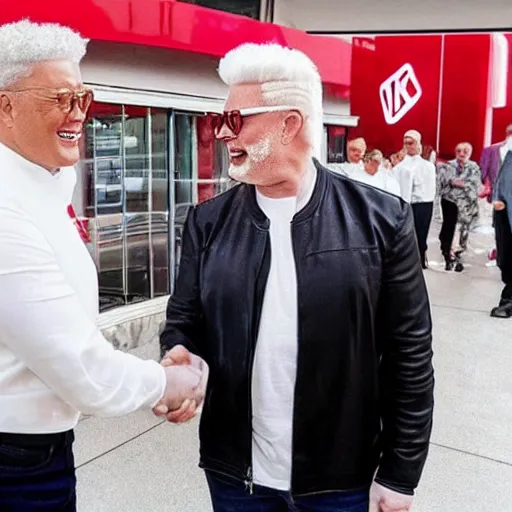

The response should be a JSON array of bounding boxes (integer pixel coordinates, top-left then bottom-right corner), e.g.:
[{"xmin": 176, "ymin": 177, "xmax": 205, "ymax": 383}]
[{"xmin": 350, "ymin": 34, "xmax": 509, "ymax": 162}]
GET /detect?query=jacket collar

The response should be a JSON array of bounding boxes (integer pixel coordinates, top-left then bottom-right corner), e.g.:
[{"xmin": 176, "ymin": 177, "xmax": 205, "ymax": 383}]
[{"xmin": 244, "ymin": 157, "xmax": 327, "ymax": 229}]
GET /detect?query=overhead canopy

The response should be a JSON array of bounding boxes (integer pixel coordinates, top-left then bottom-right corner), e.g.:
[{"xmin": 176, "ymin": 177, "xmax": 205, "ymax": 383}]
[{"xmin": 272, "ymin": 0, "xmax": 512, "ymax": 33}]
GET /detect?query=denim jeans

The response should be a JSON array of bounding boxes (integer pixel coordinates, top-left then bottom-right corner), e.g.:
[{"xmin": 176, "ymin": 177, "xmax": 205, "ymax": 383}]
[
  {"xmin": 205, "ymin": 470, "xmax": 370, "ymax": 512},
  {"xmin": 0, "ymin": 430, "xmax": 76, "ymax": 512}
]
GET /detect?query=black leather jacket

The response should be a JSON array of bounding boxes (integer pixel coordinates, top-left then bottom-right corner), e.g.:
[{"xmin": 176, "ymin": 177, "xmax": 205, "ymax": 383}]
[{"xmin": 160, "ymin": 160, "xmax": 434, "ymax": 495}]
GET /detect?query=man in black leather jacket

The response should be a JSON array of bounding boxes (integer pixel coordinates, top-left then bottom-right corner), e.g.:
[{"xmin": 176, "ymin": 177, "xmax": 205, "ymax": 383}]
[{"xmin": 159, "ymin": 43, "xmax": 434, "ymax": 512}]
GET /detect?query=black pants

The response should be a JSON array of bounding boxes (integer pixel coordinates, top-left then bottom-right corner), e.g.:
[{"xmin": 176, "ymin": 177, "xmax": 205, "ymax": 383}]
[
  {"xmin": 495, "ymin": 210, "xmax": 512, "ymax": 302},
  {"xmin": 439, "ymin": 199, "xmax": 458, "ymax": 256},
  {"xmin": 412, "ymin": 201, "xmax": 434, "ymax": 263},
  {"xmin": 0, "ymin": 430, "xmax": 76, "ymax": 511}
]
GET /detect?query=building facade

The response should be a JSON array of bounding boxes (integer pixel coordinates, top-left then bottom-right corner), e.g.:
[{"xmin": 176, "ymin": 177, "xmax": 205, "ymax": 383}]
[
  {"xmin": 349, "ymin": 33, "xmax": 512, "ymax": 162},
  {"xmin": 0, "ymin": 0, "xmax": 356, "ymax": 347}
]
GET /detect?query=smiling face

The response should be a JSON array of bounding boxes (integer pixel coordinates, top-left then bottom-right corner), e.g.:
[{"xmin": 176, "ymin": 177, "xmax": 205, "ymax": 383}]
[
  {"xmin": 0, "ymin": 59, "xmax": 89, "ymax": 170},
  {"xmin": 215, "ymin": 83, "xmax": 306, "ymax": 188}
]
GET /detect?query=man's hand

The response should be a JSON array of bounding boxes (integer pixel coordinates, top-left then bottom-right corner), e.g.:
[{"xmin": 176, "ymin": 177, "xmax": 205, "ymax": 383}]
[
  {"xmin": 478, "ymin": 186, "xmax": 491, "ymax": 199},
  {"xmin": 452, "ymin": 178, "xmax": 465, "ymax": 188},
  {"xmin": 369, "ymin": 482, "xmax": 413, "ymax": 512},
  {"xmin": 157, "ymin": 345, "xmax": 209, "ymax": 423},
  {"xmin": 153, "ymin": 363, "xmax": 204, "ymax": 418},
  {"xmin": 493, "ymin": 200, "xmax": 506, "ymax": 211}
]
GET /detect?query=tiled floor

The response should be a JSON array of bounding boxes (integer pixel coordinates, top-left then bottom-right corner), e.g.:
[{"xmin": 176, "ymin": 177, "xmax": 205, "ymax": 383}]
[{"xmin": 76, "ymin": 210, "xmax": 512, "ymax": 511}]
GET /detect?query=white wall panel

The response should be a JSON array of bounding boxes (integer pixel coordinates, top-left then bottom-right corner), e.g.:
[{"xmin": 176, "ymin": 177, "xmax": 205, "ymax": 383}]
[
  {"xmin": 82, "ymin": 41, "xmax": 352, "ymax": 120},
  {"xmin": 273, "ymin": 0, "xmax": 512, "ymax": 33}
]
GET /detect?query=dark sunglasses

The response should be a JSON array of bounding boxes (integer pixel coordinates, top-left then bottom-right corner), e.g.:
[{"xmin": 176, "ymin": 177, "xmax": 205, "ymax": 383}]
[
  {"xmin": 209, "ymin": 105, "xmax": 298, "ymax": 137},
  {"xmin": 4, "ymin": 87, "xmax": 94, "ymax": 114}
]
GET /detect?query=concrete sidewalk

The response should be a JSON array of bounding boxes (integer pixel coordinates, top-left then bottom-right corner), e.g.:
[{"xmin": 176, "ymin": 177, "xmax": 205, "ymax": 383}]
[{"xmin": 75, "ymin": 216, "xmax": 512, "ymax": 512}]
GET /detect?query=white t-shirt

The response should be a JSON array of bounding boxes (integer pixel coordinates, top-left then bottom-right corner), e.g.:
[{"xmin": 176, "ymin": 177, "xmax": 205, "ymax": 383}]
[
  {"xmin": 0, "ymin": 142, "xmax": 166, "ymax": 434},
  {"xmin": 252, "ymin": 191, "xmax": 298, "ymax": 491},
  {"xmin": 350, "ymin": 167, "xmax": 402, "ymax": 196},
  {"xmin": 328, "ymin": 161, "xmax": 364, "ymax": 178},
  {"xmin": 394, "ymin": 155, "xmax": 436, "ymax": 203}
]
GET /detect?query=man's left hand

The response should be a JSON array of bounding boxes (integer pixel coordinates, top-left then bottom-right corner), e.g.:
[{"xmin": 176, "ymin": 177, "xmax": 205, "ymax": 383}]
[
  {"xmin": 158, "ymin": 345, "xmax": 209, "ymax": 423},
  {"xmin": 369, "ymin": 482, "xmax": 413, "ymax": 512}
]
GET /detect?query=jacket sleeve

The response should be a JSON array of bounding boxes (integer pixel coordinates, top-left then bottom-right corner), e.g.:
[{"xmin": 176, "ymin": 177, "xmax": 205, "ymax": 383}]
[
  {"xmin": 0, "ymin": 206, "xmax": 166, "ymax": 417},
  {"xmin": 374, "ymin": 203, "xmax": 434, "ymax": 495},
  {"xmin": 467, "ymin": 164, "xmax": 482, "ymax": 193},
  {"xmin": 159, "ymin": 206, "xmax": 205, "ymax": 359},
  {"xmin": 479, "ymin": 147, "xmax": 490, "ymax": 184}
]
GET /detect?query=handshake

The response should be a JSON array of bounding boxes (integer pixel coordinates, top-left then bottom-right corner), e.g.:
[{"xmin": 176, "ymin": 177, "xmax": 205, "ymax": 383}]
[{"xmin": 152, "ymin": 345, "xmax": 209, "ymax": 423}]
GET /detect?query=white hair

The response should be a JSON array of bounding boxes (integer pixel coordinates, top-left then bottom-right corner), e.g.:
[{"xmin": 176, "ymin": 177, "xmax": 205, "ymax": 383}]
[
  {"xmin": 0, "ymin": 19, "xmax": 89, "ymax": 88},
  {"xmin": 218, "ymin": 43, "xmax": 323, "ymax": 158}
]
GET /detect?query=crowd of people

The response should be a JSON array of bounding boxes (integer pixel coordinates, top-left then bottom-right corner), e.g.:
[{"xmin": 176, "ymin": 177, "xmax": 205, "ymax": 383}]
[
  {"xmin": 329, "ymin": 125, "xmax": 512, "ymax": 318},
  {"xmin": 330, "ymin": 132, "xmax": 482, "ymax": 270}
]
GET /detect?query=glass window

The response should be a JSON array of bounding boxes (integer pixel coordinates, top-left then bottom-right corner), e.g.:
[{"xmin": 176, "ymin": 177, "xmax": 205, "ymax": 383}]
[
  {"xmin": 124, "ymin": 106, "xmax": 151, "ymax": 302},
  {"xmin": 172, "ymin": 112, "xmax": 231, "ymax": 290},
  {"xmin": 82, "ymin": 103, "xmax": 125, "ymax": 311},
  {"xmin": 327, "ymin": 125, "xmax": 348, "ymax": 163},
  {"xmin": 151, "ymin": 109, "xmax": 171, "ymax": 297},
  {"xmin": 179, "ymin": 0, "xmax": 261, "ymax": 19},
  {"xmin": 79, "ymin": 102, "xmax": 230, "ymax": 309}
]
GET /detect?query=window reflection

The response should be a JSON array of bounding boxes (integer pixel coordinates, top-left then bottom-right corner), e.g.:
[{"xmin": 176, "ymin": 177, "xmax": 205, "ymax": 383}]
[
  {"xmin": 124, "ymin": 106, "xmax": 151, "ymax": 302},
  {"xmin": 79, "ymin": 103, "xmax": 231, "ymax": 310},
  {"xmin": 151, "ymin": 109, "xmax": 170, "ymax": 297},
  {"xmin": 82, "ymin": 104, "xmax": 125, "ymax": 310},
  {"xmin": 327, "ymin": 126, "xmax": 348, "ymax": 163},
  {"xmin": 172, "ymin": 112, "xmax": 231, "ymax": 290}
]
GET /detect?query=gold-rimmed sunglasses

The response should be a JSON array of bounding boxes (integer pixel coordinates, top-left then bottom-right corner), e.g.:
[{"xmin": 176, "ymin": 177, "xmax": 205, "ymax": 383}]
[{"xmin": 2, "ymin": 87, "xmax": 94, "ymax": 114}]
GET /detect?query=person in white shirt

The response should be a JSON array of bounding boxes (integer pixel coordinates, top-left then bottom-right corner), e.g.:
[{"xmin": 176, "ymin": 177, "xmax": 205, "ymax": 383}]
[
  {"xmin": 329, "ymin": 137, "xmax": 366, "ymax": 177},
  {"xmin": 394, "ymin": 130, "xmax": 436, "ymax": 268},
  {"xmin": 350, "ymin": 149, "xmax": 401, "ymax": 196},
  {"xmin": 0, "ymin": 20, "xmax": 207, "ymax": 511},
  {"xmin": 160, "ymin": 43, "xmax": 433, "ymax": 512}
]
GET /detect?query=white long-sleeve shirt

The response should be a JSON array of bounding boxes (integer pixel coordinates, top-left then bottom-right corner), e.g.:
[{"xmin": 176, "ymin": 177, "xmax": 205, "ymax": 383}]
[
  {"xmin": 0, "ymin": 142, "xmax": 166, "ymax": 434},
  {"xmin": 394, "ymin": 155, "xmax": 436, "ymax": 203},
  {"xmin": 349, "ymin": 167, "xmax": 401, "ymax": 196}
]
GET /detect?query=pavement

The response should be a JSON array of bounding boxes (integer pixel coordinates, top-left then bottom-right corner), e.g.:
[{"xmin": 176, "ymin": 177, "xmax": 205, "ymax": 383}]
[{"xmin": 75, "ymin": 202, "xmax": 512, "ymax": 512}]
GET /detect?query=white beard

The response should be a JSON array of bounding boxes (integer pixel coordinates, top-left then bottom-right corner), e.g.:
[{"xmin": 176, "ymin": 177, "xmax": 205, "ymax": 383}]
[{"xmin": 228, "ymin": 136, "xmax": 273, "ymax": 182}]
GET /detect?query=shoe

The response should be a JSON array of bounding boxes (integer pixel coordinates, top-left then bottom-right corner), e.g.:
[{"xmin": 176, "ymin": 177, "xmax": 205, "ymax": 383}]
[
  {"xmin": 442, "ymin": 252, "xmax": 453, "ymax": 271},
  {"xmin": 454, "ymin": 262, "xmax": 464, "ymax": 272},
  {"xmin": 490, "ymin": 301, "xmax": 512, "ymax": 318}
]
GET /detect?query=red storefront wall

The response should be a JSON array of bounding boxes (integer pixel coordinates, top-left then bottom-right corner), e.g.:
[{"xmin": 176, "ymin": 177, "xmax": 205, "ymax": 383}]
[{"xmin": 350, "ymin": 33, "xmax": 510, "ymax": 162}]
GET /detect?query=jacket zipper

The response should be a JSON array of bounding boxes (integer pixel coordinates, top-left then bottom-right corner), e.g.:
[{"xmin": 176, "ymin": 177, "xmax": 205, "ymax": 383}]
[
  {"xmin": 289, "ymin": 220, "xmax": 302, "ymax": 495},
  {"xmin": 245, "ymin": 231, "xmax": 269, "ymax": 495}
]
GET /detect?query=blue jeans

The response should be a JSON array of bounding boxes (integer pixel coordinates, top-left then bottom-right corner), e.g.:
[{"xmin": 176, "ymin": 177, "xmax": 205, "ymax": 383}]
[
  {"xmin": 206, "ymin": 470, "xmax": 369, "ymax": 512},
  {"xmin": 0, "ymin": 430, "xmax": 76, "ymax": 511}
]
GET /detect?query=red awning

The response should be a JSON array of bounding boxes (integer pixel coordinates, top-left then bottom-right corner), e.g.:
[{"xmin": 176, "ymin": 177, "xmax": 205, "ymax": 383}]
[{"xmin": 0, "ymin": 0, "xmax": 351, "ymax": 93}]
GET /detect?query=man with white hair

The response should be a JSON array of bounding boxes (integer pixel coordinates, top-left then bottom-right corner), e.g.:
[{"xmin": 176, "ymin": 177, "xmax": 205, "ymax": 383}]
[
  {"xmin": 0, "ymin": 20, "xmax": 205, "ymax": 510},
  {"xmin": 330, "ymin": 137, "xmax": 367, "ymax": 176},
  {"xmin": 394, "ymin": 130, "xmax": 436, "ymax": 268},
  {"xmin": 160, "ymin": 43, "xmax": 434, "ymax": 512}
]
